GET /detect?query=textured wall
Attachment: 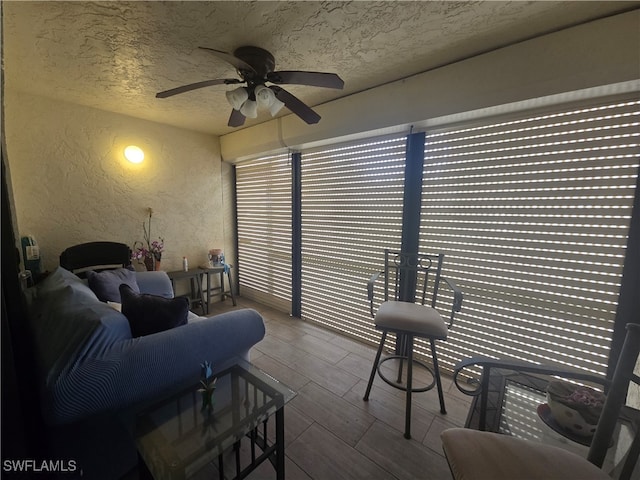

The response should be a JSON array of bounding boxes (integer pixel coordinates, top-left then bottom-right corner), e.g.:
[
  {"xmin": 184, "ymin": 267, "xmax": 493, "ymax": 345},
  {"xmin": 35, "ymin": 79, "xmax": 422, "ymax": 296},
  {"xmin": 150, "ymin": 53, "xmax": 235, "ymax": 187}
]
[{"xmin": 5, "ymin": 91, "xmax": 228, "ymax": 274}]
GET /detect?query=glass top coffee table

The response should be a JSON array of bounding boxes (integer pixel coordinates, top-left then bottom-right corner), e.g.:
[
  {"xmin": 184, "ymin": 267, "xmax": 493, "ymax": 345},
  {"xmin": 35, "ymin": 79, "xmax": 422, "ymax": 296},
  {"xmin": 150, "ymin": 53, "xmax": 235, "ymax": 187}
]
[{"xmin": 135, "ymin": 359, "xmax": 296, "ymax": 480}]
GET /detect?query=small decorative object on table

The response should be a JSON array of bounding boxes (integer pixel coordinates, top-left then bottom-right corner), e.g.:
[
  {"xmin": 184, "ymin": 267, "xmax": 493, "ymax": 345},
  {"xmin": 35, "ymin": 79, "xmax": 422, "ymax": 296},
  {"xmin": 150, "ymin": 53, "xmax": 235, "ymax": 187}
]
[
  {"xmin": 198, "ymin": 361, "xmax": 217, "ymax": 413},
  {"xmin": 131, "ymin": 207, "xmax": 164, "ymax": 271},
  {"xmin": 545, "ymin": 380, "xmax": 606, "ymax": 437},
  {"xmin": 208, "ymin": 249, "xmax": 223, "ymax": 267}
]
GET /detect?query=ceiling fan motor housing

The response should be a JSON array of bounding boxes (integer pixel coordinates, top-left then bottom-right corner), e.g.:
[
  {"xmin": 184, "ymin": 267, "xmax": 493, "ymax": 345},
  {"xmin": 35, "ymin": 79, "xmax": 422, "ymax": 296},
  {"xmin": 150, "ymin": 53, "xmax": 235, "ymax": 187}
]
[{"xmin": 233, "ymin": 46, "xmax": 275, "ymax": 84}]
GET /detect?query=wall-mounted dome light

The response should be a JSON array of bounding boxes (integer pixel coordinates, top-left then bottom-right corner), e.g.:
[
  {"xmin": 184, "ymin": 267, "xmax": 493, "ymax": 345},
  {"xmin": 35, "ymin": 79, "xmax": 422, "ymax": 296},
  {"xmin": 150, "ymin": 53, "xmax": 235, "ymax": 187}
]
[{"xmin": 124, "ymin": 145, "xmax": 145, "ymax": 164}]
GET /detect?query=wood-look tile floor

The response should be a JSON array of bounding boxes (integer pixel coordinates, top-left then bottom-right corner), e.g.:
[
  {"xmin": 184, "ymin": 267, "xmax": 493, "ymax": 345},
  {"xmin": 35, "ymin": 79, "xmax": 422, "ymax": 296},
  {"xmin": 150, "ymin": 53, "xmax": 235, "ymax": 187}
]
[{"xmin": 200, "ymin": 297, "xmax": 470, "ymax": 480}]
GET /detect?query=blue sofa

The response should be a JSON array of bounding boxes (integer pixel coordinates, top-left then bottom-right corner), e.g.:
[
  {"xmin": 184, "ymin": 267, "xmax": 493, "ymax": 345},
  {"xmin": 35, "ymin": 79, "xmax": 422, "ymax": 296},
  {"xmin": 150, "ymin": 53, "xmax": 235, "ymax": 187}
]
[{"xmin": 25, "ymin": 266, "xmax": 266, "ymax": 479}]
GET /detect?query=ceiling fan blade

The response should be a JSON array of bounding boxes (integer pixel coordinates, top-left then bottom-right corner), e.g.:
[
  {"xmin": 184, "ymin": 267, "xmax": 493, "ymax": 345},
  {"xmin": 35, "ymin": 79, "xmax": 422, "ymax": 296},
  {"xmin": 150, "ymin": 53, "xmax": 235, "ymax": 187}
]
[
  {"xmin": 270, "ymin": 86, "xmax": 321, "ymax": 124},
  {"xmin": 228, "ymin": 109, "xmax": 246, "ymax": 127},
  {"xmin": 267, "ymin": 71, "xmax": 344, "ymax": 89},
  {"xmin": 199, "ymin": 47, "xmax": 256, "ymax": 73},
  {"xmin": 156, "ymin": 78, "xmax": 241, "ymax": 98}
]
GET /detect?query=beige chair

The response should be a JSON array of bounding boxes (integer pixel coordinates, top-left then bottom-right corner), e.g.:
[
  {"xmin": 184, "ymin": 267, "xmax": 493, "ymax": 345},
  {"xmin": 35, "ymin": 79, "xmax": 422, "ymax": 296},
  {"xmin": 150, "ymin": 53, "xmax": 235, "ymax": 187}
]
[
  {"xmin": 363, "ymin": 249, "xmax": 463, "ymax": 439},
  {"xmin": 441, "ymin": 323, "xmax": 640, "ymax": 480}
]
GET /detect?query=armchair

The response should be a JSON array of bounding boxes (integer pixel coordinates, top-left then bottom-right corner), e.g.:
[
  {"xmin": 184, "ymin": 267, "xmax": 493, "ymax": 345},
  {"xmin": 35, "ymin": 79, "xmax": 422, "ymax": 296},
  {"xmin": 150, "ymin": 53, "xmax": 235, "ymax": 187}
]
[{"xmin": 441, "ymin": 323, "xmax": 640, "ymax": 479}]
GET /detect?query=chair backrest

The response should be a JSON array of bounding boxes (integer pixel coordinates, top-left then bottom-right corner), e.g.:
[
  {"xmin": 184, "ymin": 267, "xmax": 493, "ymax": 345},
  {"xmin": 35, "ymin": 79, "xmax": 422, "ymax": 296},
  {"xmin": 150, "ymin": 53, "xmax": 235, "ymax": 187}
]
[
  {"xmin": 588, "ymin": 322, "xmax": 640, "ymax": 476},
  {"xmin": 382, "ymin": 249, "xmax": 444, "ymax": 307},
  {"xmin": 59, "ymin": 241, "xmax": 132, "ymax": 277}
]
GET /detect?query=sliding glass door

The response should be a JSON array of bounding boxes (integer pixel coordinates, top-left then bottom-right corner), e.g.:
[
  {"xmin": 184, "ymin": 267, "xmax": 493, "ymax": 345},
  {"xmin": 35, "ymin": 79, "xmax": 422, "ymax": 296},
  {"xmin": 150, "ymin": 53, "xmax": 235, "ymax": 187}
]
[
  {"xmin": 418, "ymin": 97, "xmax": 639, "ymax": 377},
  {"xmin": 299, "ymin": 135, "xmax": 407, "ymax": 343},
  {"xmin": 235, "ymin": 152, "xmax": 292, "ymax": 312},
  {"xmin": 234, "ymin": 95, "xmax": 638, "ymax": 379}
]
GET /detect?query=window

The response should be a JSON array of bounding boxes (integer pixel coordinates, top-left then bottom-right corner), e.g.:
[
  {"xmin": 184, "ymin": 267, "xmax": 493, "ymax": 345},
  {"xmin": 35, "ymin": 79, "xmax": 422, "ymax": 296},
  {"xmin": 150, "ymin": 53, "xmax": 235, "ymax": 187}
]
[
  {"xmin": 300, "ymin": 135, "xmax": 407, "ymax": 342},
  {"xmin": 418, "ymin": 97, "xmax": 639, "ymax": 377},
  {"xmin": 233, "ymin": 96, "xmax": 638, "ymax": 382},
  {"xmin": 235, "ymin": 152, "xmax": 292, "ymax": 312}
]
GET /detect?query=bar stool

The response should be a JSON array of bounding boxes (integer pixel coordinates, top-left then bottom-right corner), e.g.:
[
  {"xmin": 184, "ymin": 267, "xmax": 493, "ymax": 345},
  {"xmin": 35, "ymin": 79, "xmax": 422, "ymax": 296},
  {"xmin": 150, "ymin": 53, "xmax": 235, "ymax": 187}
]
[{"xmin": 363, "ymin": 249, "xmax": 463, "ymax": 439}]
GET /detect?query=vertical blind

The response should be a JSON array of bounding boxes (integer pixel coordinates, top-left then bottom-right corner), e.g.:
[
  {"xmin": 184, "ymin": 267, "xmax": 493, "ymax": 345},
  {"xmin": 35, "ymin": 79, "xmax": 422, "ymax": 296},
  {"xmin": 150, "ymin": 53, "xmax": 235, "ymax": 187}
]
[
  {"xmin": 235, "ymin": 152, "xmax": 292, "ymax": 312},
  {"xmin": 300, "ymin": 136, "xmax": 406, "ymax": 342},
  {"xmin": 418, "ymin": 97, "xmax": 640, "ymax": 378}
]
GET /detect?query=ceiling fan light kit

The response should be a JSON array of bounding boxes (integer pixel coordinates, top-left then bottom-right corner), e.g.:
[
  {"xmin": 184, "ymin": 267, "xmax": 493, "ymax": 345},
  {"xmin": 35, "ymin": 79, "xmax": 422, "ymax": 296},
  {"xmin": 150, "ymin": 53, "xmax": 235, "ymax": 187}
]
[
  {"xmin": 225, "ymin": 87, "xmax": 249, "ymax": 110},
  {"xmin": 239, "ymin": 99, "xmax": 258, "ymax": 119},
  {"xmin": 268, "ymin": 97, "xmax": 286, "ymax": 117},
  {"xmin": 255, "ymin": 85, "xmax": 285, "ymax": 116},
  {"xmin": 156, "ymin": 45, "xmax": 344, "ymax": 128}
]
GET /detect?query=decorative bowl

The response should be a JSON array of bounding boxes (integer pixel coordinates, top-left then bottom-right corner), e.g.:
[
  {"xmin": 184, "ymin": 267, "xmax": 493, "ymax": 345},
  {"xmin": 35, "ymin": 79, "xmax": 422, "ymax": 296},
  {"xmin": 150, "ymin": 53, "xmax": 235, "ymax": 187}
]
[{"xmin": 546, "ymin": 380, "xmax": 606, "ymax": 437}]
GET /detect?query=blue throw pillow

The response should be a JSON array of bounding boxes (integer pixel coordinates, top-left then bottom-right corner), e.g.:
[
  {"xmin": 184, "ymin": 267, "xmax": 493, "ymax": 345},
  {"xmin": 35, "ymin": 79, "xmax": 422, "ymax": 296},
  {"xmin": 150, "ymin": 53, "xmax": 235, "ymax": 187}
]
[
  {"xmin": 119, "ymin": 284, "xmax": 188, "ymax": 338},
  {"xmin": 86, "ymin": 268, "xmax": 140, "ymax": 303}
]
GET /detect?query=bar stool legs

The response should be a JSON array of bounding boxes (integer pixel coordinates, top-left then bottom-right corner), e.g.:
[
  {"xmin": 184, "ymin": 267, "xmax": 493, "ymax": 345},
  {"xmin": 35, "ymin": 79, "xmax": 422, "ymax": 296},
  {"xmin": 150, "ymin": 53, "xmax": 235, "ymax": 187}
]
[
  {"xmin": 363, "ymin": 331, "xmax": 446, "ymax": 439},
  {"xmin": 405, "ymin": 335, "xmax": 414, "ymax": 439},
  {"xmin": 363, "ymin": 331, "xmax": 387, "ymax": 402},
  {"xmin": 431, "ymin": 338, "xmax": 447, "ymax": 415}
]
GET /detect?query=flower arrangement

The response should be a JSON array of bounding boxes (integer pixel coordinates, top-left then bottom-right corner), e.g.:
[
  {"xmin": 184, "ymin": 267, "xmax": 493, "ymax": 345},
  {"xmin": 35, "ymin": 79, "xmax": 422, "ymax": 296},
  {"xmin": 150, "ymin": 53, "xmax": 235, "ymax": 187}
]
[
  {"xmin": 198, "ymin": 361, "xmax": 217, "ymax": 413},
  {"xmin": 132, "ymin": 207, "xmax": 164, "ymax": 270},
  {"xmin": 564, "ymin": 387, "xmax": 606, "ymax": 409}
]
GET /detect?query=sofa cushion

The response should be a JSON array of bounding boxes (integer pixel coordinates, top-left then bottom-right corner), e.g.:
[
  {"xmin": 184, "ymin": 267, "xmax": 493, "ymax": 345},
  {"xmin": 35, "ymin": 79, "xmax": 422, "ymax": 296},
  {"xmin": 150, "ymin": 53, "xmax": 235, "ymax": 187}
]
[
  {"xmin": 31, "ymin": 266, "xmax": 98, "ymax": 304},
  {"xmin": 87, "ymin": 268, "xmax": 140, "ymax": 302},
  {"xmin": 119, "ymin": 284, "xmax": 188, "ymax": 337},
  {"xmin": 25, "ymin": 267, "xmax": 106, "ymax": 387},
  {"xmin": 135, "ymin": 271, "xmax": 174, "ymax": 298}
]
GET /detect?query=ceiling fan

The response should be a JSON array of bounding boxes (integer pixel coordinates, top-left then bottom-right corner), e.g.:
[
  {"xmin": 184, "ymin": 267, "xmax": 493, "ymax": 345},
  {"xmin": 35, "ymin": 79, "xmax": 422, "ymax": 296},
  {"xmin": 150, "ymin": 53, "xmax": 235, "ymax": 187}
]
[{"xmin": 156, "ymin": 46, "xmax": 345, "ymax": 127}]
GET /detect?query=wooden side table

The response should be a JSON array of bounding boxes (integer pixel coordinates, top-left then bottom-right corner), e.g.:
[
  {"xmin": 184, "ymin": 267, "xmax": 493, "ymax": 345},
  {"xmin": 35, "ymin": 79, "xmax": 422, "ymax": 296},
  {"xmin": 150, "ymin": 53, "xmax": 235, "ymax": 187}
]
[
  {"xmin": 200, "ymin": 265, "xmax": 237, "ymax": 310},
  {"xmin": 166, "ymin": 269, "xmax": 205, "ymax": 313},
  {"xmin": 167, "ymin": 266, "xmax": 237, "ymax": 316}
]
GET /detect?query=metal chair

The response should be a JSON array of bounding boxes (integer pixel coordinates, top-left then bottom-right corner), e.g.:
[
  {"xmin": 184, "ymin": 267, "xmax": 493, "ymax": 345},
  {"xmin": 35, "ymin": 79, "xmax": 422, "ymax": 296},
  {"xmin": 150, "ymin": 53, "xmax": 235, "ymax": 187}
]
[
  {"xmin": 363, "ymin": 249, "xmax": 463, "ymax": 439},
  {"xmin": 441, "ymin": 323, "xmax": 640, "ymax": 480},
  {"xmin": 60, "ymin": 241, "xmax": 132, "ymax": 277}
]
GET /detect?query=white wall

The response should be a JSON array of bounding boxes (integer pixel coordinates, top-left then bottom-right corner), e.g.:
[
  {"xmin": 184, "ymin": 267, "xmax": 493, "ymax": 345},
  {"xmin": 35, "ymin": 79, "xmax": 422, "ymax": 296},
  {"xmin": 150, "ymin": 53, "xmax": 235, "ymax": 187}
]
[
  {"xmin": 220, "ymin": 9, "xmax": 640, "ymax": 161},
  {"xmin": 5, "ymin": 91, "xmax": 228, "ymax": 274}
]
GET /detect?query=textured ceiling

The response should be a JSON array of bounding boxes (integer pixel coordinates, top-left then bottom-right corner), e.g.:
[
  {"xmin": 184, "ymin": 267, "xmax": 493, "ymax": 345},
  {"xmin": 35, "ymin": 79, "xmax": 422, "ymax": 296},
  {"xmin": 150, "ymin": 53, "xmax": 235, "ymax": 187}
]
[{"xmin": 3, "ymin": 1, "xmax": 637, "ymax": 136}]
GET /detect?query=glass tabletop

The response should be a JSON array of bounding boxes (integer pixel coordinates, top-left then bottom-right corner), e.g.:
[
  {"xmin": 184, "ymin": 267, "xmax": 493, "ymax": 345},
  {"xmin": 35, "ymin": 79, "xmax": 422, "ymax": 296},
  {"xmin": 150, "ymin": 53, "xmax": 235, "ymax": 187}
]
[
  {"xmin": 500, "ymin": 379, "xmax": 635, "ymax": 476},
  {"xmin": 135, "ymin": 359, "xmax": 296, "ymax": 480}
]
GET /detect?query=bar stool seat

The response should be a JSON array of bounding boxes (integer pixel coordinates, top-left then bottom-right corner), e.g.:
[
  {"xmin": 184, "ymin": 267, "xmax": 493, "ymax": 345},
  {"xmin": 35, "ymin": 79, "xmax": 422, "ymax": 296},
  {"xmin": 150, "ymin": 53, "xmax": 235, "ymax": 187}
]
[{"xmin": 376, "ymin": 301, "xmax": 448, "ymax": 338}]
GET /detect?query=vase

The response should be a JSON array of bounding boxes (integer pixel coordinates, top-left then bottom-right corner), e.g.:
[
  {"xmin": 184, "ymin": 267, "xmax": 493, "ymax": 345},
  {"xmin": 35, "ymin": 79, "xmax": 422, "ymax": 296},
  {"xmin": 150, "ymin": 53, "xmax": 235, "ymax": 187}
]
[
  {"xmin": 143, "ymin": 257, "xmax": 153, "ymax": 271},
  {"xmin": 143, "ymin": 257, "xmax": 161, "ymax": 271},
  {"xmin": 200, "ymin": 387, "xmax": 216, "ymax": 413}
]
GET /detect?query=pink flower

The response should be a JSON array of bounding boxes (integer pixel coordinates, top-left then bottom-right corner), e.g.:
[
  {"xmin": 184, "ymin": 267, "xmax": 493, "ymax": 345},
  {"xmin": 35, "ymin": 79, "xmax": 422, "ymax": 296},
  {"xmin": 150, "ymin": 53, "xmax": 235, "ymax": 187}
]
[{"xmin": 132, "ymin": 208, "xmax": 164, "ymax": 263}]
